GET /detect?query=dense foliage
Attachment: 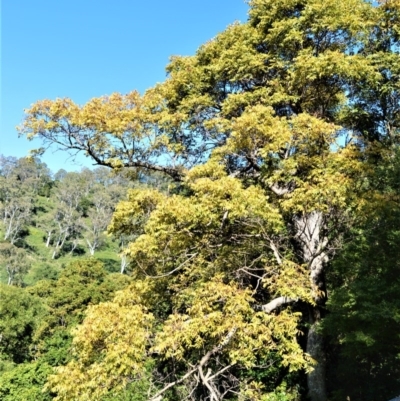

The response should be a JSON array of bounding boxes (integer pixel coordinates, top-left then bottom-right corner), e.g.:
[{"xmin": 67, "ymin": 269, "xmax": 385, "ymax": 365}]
[{"xmin": 1, "ymin": 0, "xmax": 399, "ymax": 400}]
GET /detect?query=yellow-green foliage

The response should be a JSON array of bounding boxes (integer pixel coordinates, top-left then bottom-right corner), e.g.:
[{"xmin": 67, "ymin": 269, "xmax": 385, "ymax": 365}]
[
  {"xmin": 50, "ymin": 161, "xmax": 315, "ymax": 399},
  {"xmin": 154, "ymin": 276, "xmax": 306, "ymax": 370},
  {"xmin": 46, "ymin": 281, "xmax": 154, "ymax": 401}
]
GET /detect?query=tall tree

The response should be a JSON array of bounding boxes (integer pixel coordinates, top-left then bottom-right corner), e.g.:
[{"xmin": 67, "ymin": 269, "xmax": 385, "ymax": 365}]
[
  {"xmin": 323, "ymin": 150, "xmax": 400, "ymax": 401},
  {"xmin": 0, "ymin": 173, "xmax": 33, "ymax": 245},
  {"xmin": 0, "ymin": 156, "xmax": 51, "ymax": 244},
  {"xmin": 12, "ymin": 157, "xmax": 52, "ymax": 196},
  {"xmin": 0, "ymin": 243, "xmax": 30, "ymax": 286},
  {"xmin": 18, "ymin": 1, "xmax": 400, "ymax": 400},
  {"xmin": 47, "ymin": 173, "xmax": 86, "ymax": 258},
  {"xmin": 82, "ymin": 187, "xmax": 114, "ymax": 255},
  {"xmin": 0, "ymin": 284, "xmax": 44, "ymax": 364}
]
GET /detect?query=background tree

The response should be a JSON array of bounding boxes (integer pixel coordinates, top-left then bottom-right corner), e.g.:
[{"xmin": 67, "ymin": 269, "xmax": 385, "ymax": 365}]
[
  {"xmin": 0, "ymin": 260, "xmax": 133, "ymax": 401},
  {"xmin": 82, "ymin": 183, "xmax": 117, "ymax": 256},
  {"xmin": 0, "ymin": 361, "xmax": 53, "ymax": 401},
  {"xmin": 47, "ymin": 173, "xmax": 86, "ymax": 258},
  {"xmin": 323, "ymin": 151, "xmax": 400, "ymax": 401},
  {"xmin": 0, "ymin": 243, "xmax": 31, "ymax": 286},
  {"xmin": 0, "ymin": 156, "xmax": 52, "ymax": 244},
  {"xmin": 12, "ymin": 157, "xmax": 53, "ymax": 197},
  {"xmin": 0, "ymin": 284, "xmax": 44, "ymax": 365},
  {"xmin": 26, "ymin": 259, "xmax": 132, "ymax": 376},
  {"xmin": 0, "ymin": 173, "xmax": 33, "ymax": 245}
]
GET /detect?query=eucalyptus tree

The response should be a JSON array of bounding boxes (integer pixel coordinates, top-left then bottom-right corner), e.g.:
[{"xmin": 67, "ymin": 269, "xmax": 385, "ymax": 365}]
[
  {"xmin": 0, "ymin": 243, "xmax": 30, "ymax": 286},
  {"xmin": 0, "ymin": 156, "xmax": 52, "ymax": 244},
  {"xmin": 0, "ymin": 161, "xmax": 34, "ymax": 245},
  {"xmin": 0, "ymin": 182, "xmax": 32, "ymax": 244},
  {"xmin": 82, "ymin": 187, "xmax": 114, "ymax": 255},
  {"xmin": 47, "ymin": 173, "xmax": 86, "ymax": 258},
  {"xmin": 13, "ymin": 157, "xmax": 52, "ymax": 196}
]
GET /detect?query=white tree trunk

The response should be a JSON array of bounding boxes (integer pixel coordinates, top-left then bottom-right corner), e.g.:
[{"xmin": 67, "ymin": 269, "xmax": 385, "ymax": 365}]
[
  {"xmin": 46, "ymin": 231, "xmax": 52, "ymax": 247},
  {"xmin": 86, "ymin": 239, "xmax": 96, "ymax": 256},
  {"xmin": 295, "ymin": 211, "xmax": 328, "ymax": 401},
  {"xmin": 120, "ymin": 254, "xmax": 129, "ymax": 274},
  {"xmin": 7, "ymin": 267, "xmax": 13, "ymax": 286},
  {"xmin": 52, "ymin": 249, "xmax": 57, "ymax": 259}
]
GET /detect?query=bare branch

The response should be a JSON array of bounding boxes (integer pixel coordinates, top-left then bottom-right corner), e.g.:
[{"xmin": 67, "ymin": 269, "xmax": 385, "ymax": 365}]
[
  {"xmin": 260, "ymin": 296, "xmax": 297, "ymax": 314},
  {"xmin": 269, "ymin": 240, "xmax": 283, "ymax": 265},
  {"xmin": 142, "ymin": 253, "xmax": 198, "ymax": 279},
  {"xmin": 148, "ymin": 366, "xmax": 198, "ymax": 401},
  {"xmin": 148, "ymin": 327, "xmax": 237, "ymax": 401},
  {"xmin": 207, "ymin": 364, "xmax": 234, "ymax": 382},
  {"xmin": 199, "ymin": 365, "xmax": 220, "ymax": 401},
  {"xmin": 269, "ymin": 183, "xmax": 290, "ymax": 196}
]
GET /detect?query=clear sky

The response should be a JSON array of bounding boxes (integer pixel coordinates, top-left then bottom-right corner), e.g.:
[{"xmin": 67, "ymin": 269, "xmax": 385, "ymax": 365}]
[{"xmin": 1, "ymin": 0, "xmax": 249, "ymax": 173}]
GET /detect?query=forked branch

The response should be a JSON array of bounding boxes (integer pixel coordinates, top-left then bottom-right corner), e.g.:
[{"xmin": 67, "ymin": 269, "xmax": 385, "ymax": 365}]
[{"xmin": 148, "ymin": 328, "xmax": 237, "ymax": 401}]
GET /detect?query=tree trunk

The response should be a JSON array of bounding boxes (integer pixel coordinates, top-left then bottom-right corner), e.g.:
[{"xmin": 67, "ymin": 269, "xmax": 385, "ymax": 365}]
[
  {"xmin": 294, "ymin": 211, "xmax": 328, "ymax": 401},
  {"xmin": 307, "ymin": 310, "xmax": 327, "ymax": 401},
  {"xmin": 120, "ymin": 254, "xmax": 128, "ymax": 274},
  {"xmin": 70, "ymin": 240, "xmax": 79, "ymax": 255},
  {"xmin": 86, "ymin": 239, "xmax": 95, "ymax": 256},
  {"xmin": 52, "ymin": 240, "xmax": 60, "ymax": 259},
  {"xmin": 46, "ymin": 231, "xmax": 52, "ymax": 247},
  {"xmin": 7, "ymin": 267, "xmax": 13, "ymax": 286}
]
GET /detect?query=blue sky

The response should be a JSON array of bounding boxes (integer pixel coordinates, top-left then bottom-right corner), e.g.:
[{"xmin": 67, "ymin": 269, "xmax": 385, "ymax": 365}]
[{"xmin": 1, "ymin": 0, "xmax": 248, "ymax": 173}]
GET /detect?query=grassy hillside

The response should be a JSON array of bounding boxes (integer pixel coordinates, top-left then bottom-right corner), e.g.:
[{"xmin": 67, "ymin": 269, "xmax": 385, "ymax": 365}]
[{"xmin": 0, "ymin": 193, "xmax": 122, "ymax": 286}]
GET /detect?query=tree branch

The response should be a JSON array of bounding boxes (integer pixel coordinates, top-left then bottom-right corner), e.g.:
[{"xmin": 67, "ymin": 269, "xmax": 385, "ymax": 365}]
[
  {"xmin": 269, "ymin": 240, "xmax": 282, "ymax": 265},
  {"xmin": 148, "ymin": 366, "xmax": 198, "ymax": 401},
  {"xmin": 141, "ymin": 253, "xmax": 198, "ymax": 279},
  {"xmin": 260, "ymin": 296, "xmax": 297, "ymax": 314},
  {"xmin": 148, "ymin": 327, "xmax": 237, "ymax": 401},
  {"xmin": 269, "ymin": 183, "xmax": 290, "ymax": 196}
]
